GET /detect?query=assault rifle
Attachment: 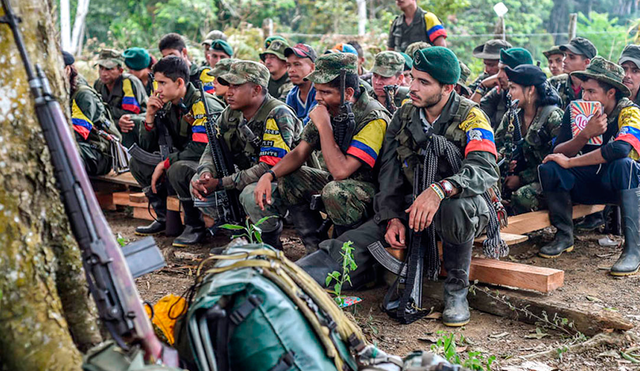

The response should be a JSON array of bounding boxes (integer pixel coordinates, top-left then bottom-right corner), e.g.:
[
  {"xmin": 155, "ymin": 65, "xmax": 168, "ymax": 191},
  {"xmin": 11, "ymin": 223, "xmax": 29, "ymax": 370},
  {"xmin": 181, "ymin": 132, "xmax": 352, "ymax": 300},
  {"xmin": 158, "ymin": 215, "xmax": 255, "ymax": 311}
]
[
  {"xmin": 383, "ymin": 84, "xmax": 399, "ymax": 114},
  {"xmin": 332, "ymin": 70, "xmax": 356, "ymax": 153},
  {"xmin": 500, "ymin": 94, "xmax": 526, "ymax": 198},
  {"xmin": 194, "ymin": 84, "xmax": 245, "ymax": 226},
  {"xmin": 1, "ymin": 0, "xmax": 177, "ymax": 365}
]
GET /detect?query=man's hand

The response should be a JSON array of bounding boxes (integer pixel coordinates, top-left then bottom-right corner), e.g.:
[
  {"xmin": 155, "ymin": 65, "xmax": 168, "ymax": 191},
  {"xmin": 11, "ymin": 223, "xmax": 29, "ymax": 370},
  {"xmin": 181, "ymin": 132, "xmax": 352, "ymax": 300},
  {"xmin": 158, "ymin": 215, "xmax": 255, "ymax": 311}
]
[
  {"xmin": 146, "ymin": 93, "xmax": 164, "ymax": 125},
  {"xmin": 384, "ymin": 218, "xmax": 407, "ymax": 249},
  {"xmin": 580, "ymin": 111, "xmax": 607, "ymax": 140},
  {"xmin": 504, "ymin": 175, "xmax": 521, "ymax": 191},
  {"xmin": 190, "ymin": 172, "xmax": 219, "ymax": 201},
  {"xmin": 543, "ymin": 153, "xmax": 572, "ymax": 169},
  {"xmin": 405, "ymin": 187, "xmax": 442, "ymax": 232},
  {"xmin": 118, "ymin": 114, "xmax": 135, "ymax": 133},
  {"xmin": 254, "ymin": 174, "xmax": 274, "ymax": 211},
  {"xmin": 480, "ymin": 75, "xmax": 499, "ymax": 90},
  {"xmin": 308, "ymin": 104, "xmax": 332, "ymax": 134},
  {"xmin": 150, "ymin": 161, "xmax": 166, "ymax": 194}
]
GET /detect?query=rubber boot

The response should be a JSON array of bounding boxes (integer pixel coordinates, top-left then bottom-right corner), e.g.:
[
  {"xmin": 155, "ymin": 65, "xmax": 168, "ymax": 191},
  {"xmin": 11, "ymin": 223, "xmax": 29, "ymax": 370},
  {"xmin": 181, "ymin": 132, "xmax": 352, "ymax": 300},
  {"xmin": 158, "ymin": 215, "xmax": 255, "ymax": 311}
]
[
  {"xmin": 538, "ymin": 191, "xmax": 574, "ymax": 258},
  {"xmin": 172, "ymin": 200, "xmax": 206, "ymax": 247},
  {"xmin": 135, "ymin": 192, "xmax": 167, "ymax": 236},
  {"xmin": 296, "ymin": 249, "xmax": 341, "ymax": 288},
  {"xmin": 611, "ymin": 189, "xmax": 640, "ymax": 276},
  {"xmin": 261, "ymin": 219, "xmax": 283, "ymax": 250},
  {"xmin": 575, "ymin": 211, "xmax": 604, "ymax": 231},
  {"xmin": 442, "ymin": 240, "xmax": 472, "ymax": 327},
  {"xmin": 289, "ymin": 203, "xmax": 327, "ymax": 254}
]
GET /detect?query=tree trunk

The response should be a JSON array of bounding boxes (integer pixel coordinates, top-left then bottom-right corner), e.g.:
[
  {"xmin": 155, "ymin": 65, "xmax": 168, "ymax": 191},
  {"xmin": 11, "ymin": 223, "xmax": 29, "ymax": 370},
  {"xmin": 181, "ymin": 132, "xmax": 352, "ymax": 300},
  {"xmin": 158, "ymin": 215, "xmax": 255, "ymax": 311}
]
[{"xmin": 0, "ymin": 0, "xmax": 101, "ymax": 369}]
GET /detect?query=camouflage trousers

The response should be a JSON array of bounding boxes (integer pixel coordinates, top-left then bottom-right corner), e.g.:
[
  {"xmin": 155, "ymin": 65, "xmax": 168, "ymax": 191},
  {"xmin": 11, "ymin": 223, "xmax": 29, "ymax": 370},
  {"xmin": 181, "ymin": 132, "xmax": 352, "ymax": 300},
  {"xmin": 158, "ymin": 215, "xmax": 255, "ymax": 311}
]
[
  {"xmin": 278, "ymin": 166, "xmax": 375, "ymax": 227},
  {"xmin": 510, "ymin": 182, "xmax": 544, "ymax": 215}
]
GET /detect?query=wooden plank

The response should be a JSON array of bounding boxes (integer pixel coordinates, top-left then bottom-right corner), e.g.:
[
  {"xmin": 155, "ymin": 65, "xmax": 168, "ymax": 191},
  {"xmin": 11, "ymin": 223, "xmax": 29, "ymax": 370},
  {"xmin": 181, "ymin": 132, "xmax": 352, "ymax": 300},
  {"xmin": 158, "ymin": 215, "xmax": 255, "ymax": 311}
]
[
  {"xmin": 112, "ymin": 191, "xmax": 137, "ymax": 207},
  {"xmin": 133, "ymin": 206, "xmax": 156, "ymax": 221},
  {"xmin": 96, "ymin": 193, "xmax": 116, "ymax": 211},
  {"xmin": 468, "ymin": 258, "xmax": 564, "ymax": 293},
  {"xmin": 502, "ymin": 204, "xmax": 605, "ymax": 235},
  {"xmin": 91, "ymin": 171, "xmax": 139, "ymax": 187},
  {"xmin": 167, "ymin": 196, "xmax": 181, "ymax": 212},
  {"xmin": 474, "ymin": 232, "xmax": 528, "ymax": 247},
  {"xmin": 129, "ymin": 192, "xmax": 147, "ymax": 204}
]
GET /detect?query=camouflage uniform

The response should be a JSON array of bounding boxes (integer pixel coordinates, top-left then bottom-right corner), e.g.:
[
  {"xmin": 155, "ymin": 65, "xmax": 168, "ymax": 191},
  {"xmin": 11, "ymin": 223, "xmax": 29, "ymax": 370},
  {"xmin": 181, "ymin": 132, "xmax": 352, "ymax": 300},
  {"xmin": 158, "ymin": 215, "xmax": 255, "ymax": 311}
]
[
  {"xmin": 404, "ymin": 42, "xmax": 431, "ymax": 59},
  {"xmin": 457, "ymin": 61, "xmax": 472, "ymax": 97},
  {"xmin": 550, "ymin": 37, "xmax": 599, "ymax": 110},
  {"xmin": 369, "ymin": 51, "xmax": 411, "ymax": 112},
  {"xmin": 193, "ymin": 61, "xmax": 302, "ymax": 234},
  {"xmin": 260, "ymin": 40, "xmax": 294, "ymax": 101}
]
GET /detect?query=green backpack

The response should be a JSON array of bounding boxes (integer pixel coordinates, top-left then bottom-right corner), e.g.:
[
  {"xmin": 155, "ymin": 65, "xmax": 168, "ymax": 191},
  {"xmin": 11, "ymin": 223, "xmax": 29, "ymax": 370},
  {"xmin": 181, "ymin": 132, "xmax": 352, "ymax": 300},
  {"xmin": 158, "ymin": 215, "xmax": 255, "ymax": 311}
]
[{"xmin": 183, "ymin": 243, "xmax": 367, "ymax": 371}]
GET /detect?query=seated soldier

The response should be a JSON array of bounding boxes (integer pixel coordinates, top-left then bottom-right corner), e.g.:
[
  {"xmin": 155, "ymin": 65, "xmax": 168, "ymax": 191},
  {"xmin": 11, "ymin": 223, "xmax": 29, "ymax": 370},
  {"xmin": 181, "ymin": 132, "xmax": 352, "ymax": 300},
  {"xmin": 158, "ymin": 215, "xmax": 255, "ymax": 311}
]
[
  {"xmin": 370, "ymin": 51, "xmax": 410, "ymax": 114},
  {"xmin": 284, "ymin": 43, "xmax": 318, "ymax": 126},
  {"xmin": 253, "ymin": 53, "xmax": 391, "ymax": 254},
  {"xmin": 206, "ymin": 58, "xmax": 237, "ymax": 106},
  {"xmin": 539, "ymin": 57, "xmax": 640, "ymax": 276},
  {"xmin": 495, "ymin": 65, "xmax": 563, "ymax": 214},
  {"xmin": 65, "ymin": 51, "xmax": 122, "ymax": 176},
  {"xmin": 190, "ymin": 61, "xmax": 302, "ymax": 249},
  {"xmin": 400, "ymin": 52, "xmax": 413, "ymax": 87},
  {"xmin": 549, "ymin": 37, "xmax": 598, "ymax": 110},
  {"xmin": 620, "ymin": 45, "xmax": 640, "ymax": 105},
  {"xmin": 158, "ymin": 33, "xmax": 215, "ymax": 94},
  {"xmin": 131, "ymin": 56, "xmax": 224, "ymax": 247},
  {"xmin": 297, "ymin": 47, "xmax": 502, "ymax": 327},
  {"xmin": 124, "ymin": 47, "xmax": 156, "ymax": 97},
  {"xmin": 260, "ymin": 39, "xmax": 294, "ymax": 102},
  {"xmin": 543, "ymin": 46, "xmax": 564, "ymax": 77},
  {"xmin": 469, "ymin": 39, "xmax": 512, "ymax": 91}
]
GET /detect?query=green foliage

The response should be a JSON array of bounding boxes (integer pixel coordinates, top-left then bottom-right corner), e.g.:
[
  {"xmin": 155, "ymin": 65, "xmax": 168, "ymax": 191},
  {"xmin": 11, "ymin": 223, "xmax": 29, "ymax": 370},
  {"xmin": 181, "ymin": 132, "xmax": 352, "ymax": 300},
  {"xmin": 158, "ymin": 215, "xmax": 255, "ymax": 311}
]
[
  {"xmin": 116, "ymin": 233, "xmax": 127, "ymax": 247},
  {"xmin": 325, "ymin": 241, "xmax": 356, "ymax": 307},
  {"xmin": 577, "ymin": 11, "xmax": 630, "ymax": 60},
  {"xmin": 220, "ymin": 216, "xmax": 276, "ymax": 244},
  {"xmin": 430, "ymin": 331, "xmax": 496, "ymax": 370}
]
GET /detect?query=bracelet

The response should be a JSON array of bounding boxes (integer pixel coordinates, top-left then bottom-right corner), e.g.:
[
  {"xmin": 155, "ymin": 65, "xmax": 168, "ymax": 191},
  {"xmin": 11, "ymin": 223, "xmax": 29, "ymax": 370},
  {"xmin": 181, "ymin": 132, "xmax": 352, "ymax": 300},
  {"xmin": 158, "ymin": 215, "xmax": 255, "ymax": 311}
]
[
  {"xmin": 266, "ymin": 169, "xmax": 277, "ymax": 181},
  {"xmin": 437, "ymin": 179, "xmax": 455, "ymax": 198},
  {"xmin": 475, "ymin": 84, "xmax": 487, "ymax": 96},
  {"xmin": 429, "ymin": 183, "xmax": 445, "ymax": 200}
]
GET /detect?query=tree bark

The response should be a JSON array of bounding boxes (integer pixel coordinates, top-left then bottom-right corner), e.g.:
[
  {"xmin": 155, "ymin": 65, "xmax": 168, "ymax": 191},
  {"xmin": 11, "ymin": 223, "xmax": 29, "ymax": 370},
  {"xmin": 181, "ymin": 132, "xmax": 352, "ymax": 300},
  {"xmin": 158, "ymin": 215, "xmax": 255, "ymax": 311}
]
[{"xmin": 0, "ymin": 0, "xmax": 101, "ymax": 369}]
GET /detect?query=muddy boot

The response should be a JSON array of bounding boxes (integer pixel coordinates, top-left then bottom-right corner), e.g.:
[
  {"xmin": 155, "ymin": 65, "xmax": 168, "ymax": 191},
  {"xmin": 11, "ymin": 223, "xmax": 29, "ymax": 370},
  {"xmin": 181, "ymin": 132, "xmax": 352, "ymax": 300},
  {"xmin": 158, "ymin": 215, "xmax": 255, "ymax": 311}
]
[
  {"xmin": 575, "ymin": 211, "xmax": 604, "ymax": 231},
  {"xmin": 289, "ymin": 203, "xmax": 327, "ymax": 254},
  {"xmin": 173, "ymin": 200, "xmax": 206, "ymax": 247},
  {"xmin": 135, "ymin": 192, "xmax": 167, "ymax": 236},
  {"xmin": 296, "ymin": 249, "xmax": 340, "ymax": 288},
  {"xmin": 442, "ymin": 240, "xmax": 472, "ymax": 327},
  {"xmin": 261, "ymin": 219, "xmax": 283, "ymax": 250},
  {"xmin": 538, "ymin": 191, "xmax": 574, "ymax": 258},
  {"xmin": 611, "ymin": 189, "xmax": 640, "ymax": 276}
]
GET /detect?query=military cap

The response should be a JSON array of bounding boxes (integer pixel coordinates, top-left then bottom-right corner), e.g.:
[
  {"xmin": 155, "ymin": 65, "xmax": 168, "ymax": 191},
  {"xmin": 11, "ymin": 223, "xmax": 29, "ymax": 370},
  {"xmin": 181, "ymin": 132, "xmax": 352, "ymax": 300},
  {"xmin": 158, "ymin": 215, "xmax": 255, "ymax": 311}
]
[
  {"xmin": 264, "ymin": 35, "xmax": 288, "ymax": 49},
  {"xmin": 207, "ymin": 58, "xmax": 238, "ymax": 78},
  {"xmin": 210, "ymin": 39, "xmax": 234, "ymax": 57},
  {"xmin": 413, "ymin": 47, "xmax": 460, "ymax": 85},
  {"xmin": 542, "ymin": 45, "xmax": 564, "ymax": 59},
  {"xmin": 500, "ymin": 47, "xmax": 533, "ymax": 69},
  {"xmin": 285, "ymin": 43, "xmax": 318, "ymax": 62},
  {"xmin": 62, "ymin": 51, "xmax": 75, "ymax": 66},
  {"xmin": 619, "ymin": 44, "xmax": 640, "ymax": 69},
  {"xmin": 505, "ymin": 64, "xmax": 547, "ymax": 87},
  {"xmin": 400, "ymin": 52, "xmax": 413, "ymax": 71},
  {"xmin": 560, "ymin": 37, "xmax": 597, "ymax": 59},
  {"xmin": 371, "ymin": 51, "xmax": 405, "ymax": 77},
  {"xmin": 405, "ymin": 42, "xmax": 431, "ymax": 60},
  {"xmin": 123, "ymin": 47, "xmax": 150, "ymax": 71},
  {"xmin": 305, "ymin": 53, "xmax": 358, "ymax": 84},
  {"xmin": 572, "ymin": 56, "xmax": 630, "ymax": 97},
  {"xmin": 457, "ymin": 61, "xmax": 472, "ymax": 95},
  {"xmin": 201, "ymin": 30, "xmax": 227, "ymax": 45},
  {"xmin": 94, "ymin": 49, "xmax": 124, "ymax": 69},
  {"xmin": 218, "ymin": 60, "xmax": 270, "ymax": 88},
  {"xmin": 473, "ymin": 39, "xmax": 512, "ymax": 60},
  {"xmin": 260, "ymin": 39, "xmax": 289, "ymax": 62}
]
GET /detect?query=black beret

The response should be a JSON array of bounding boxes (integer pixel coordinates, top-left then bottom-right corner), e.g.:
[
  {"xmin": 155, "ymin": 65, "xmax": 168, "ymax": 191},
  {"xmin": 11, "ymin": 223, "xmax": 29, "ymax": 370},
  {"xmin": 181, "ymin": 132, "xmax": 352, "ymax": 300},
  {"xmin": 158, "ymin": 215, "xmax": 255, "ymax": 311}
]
[
  {"xmin": 504, "ymin": 64, "xmax": 547, "ymax": 87},
  {"xmin": 62, "ymin": 51, "xmax": 75, "ymax": 66}
]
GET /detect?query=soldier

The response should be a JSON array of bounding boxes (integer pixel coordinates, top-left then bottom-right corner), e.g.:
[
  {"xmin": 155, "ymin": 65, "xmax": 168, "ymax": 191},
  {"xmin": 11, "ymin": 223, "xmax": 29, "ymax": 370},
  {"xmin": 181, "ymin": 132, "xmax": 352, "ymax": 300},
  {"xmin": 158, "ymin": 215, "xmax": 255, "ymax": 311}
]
[
  {"xmin": 494, "ymin": 65, "xmax": 563, "ymax": 214},
  {"xmin": 93, "ymin": 48, "xmax": 147, "ymax": 147},
  {"xmin": 124, "ymin": 47, "xmax": 156, "ymax": 96},
  {"xmin": 404, "ymin": 41, "xmax": 430, "ymax": 60},
  {"xmin": 207, "ymin": 58, "xmax": 238, "ymax": 105},
  {"xmin": 253, "ymin": 53, "xmax": 391, "ymax": 253},
  {"xmin": 264, "ymin": 35, "xmax": 288, "ymax": 50},
  {"xmin": 191, "ymin": 61, "xmax": 302, "ymax": 249},
  {"xmin": 468, "ymin": 39, "xmax": 512, "ymax": 92},
  {"xmin": 284, "ymin": 43, "xmax": 318, "ymax": 125},
  {"xmin": 370, "ymin": 51, "xmax": 410, "ymax": 113},
  {"xmin": 400, "ymin": 52, "xmax": 413, "ymax": 87},
  {"xmin": 347, "ymin": 40, "xmax": 371, "ymax": 83},
  {"xmin": 455, "ymin": 61, "xmax": 472, "ymax": 98},
  {"xmin": 329, "ymin": 44, "xmax": 376, "ymax": 96},
  {"xmin": 201, "ymin": 30, "xmax": 228, "ymax": 65},
  {"xmin": 539, "ymin": 57, "xmax": 640, "ymax": 276},
  {"xmin": 206, "ymin": 39, "xmax": 233, "ymax": 69},
  {"xmin": 131, "ymin": 56, "xmax": 225, "ymax": 247},
  {"xmin": 260, "ymin": 39, "xmax": 294, "ymax": 101},
  {"xmin": 619, "ymin": 45, "xmax": 640, "ymax": 105},
  {"xmin": 472, "ymin": 47, "xmax": 534, "ymax": 129},
  {"xmin": 387, "ymin": 0, "xmax": 447, "ymax": 52},
  {"xmin": 543, "ymin": 46, "xmax": 564, "ymax": 77},
  {"xmin": 296, "ymin": 47, "xmax": 502, "ymax": 327},
  {"xmin": 64, "ymin": 51, "xmax": 122, "ymax": 176},
  {"xmin": 549, "ymin": 37, "xmax": 598, "ymax": 110},
  {"xmin": 158, "ymin": 33, "xmax": 215, "ymax": 94}
]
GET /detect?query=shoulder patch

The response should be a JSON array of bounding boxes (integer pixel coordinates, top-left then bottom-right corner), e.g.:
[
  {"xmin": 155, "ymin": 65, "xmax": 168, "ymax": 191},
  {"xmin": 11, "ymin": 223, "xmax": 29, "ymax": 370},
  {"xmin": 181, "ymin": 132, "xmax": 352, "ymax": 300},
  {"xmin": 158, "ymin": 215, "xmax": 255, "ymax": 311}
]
[{"xmin": 459, "ymin": 107, "xmax": 497, "ymax": 157}]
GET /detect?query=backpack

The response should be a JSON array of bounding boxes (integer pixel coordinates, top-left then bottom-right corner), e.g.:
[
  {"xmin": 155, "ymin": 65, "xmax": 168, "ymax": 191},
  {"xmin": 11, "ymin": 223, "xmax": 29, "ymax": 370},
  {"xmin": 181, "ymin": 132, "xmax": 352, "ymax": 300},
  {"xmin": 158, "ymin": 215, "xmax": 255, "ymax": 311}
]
[{"xmin": 182, "ymin": 243, "xmax": 367, "ymax": 371}]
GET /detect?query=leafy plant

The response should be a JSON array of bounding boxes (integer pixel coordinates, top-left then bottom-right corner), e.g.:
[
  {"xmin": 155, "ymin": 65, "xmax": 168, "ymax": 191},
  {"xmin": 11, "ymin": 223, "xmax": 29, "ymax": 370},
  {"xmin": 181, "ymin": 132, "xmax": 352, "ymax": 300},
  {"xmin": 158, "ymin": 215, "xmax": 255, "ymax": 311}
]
[
  {"xmin": 219, "ymin": 216, "xmax": 277, "ymax": 244},
  {"xmin": 325, "ymin": 241, "xmax": 356, "ymax": 307},
  {"xmin": 430, "ymin": 331, "xmax": 496, "ymax": 371}
]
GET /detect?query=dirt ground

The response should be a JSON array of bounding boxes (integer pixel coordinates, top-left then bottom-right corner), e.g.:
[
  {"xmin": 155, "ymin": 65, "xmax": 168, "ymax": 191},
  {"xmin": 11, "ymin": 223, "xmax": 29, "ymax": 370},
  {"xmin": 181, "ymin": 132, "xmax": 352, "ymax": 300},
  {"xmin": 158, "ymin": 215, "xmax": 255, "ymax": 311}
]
[{"xmin": 106, "ymin": 210, "xmax": 640, "ymax": 370}]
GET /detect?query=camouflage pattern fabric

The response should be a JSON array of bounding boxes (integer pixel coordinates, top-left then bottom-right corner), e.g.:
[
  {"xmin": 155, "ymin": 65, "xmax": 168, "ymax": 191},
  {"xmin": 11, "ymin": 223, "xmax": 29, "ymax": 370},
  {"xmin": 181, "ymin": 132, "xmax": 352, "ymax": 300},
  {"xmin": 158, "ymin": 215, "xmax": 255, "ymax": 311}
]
[
  {"xmin": 371, "ymin": 51, "xmax": 405, "ymax": 77},
  {"xmin": 306, "ymin": 53, "xmax": 358, "ymax": 84},
  {"xmin": 404, "ymin": 41, "xmax": 431, "ymax": 59},
  {"xmin": 218, "ymin": 60, "xmax": 270, "ymax": 88},
  {"xmin": 549, "ymin": 73, "xmax": 580, "ymax": 110},
  {"xmin": 207, "ymin": 58, "xmax": 238, "ymax": 78},
  {"xmin": 511, "ymin": 182, "xmax": 544, "ymax": 214}
]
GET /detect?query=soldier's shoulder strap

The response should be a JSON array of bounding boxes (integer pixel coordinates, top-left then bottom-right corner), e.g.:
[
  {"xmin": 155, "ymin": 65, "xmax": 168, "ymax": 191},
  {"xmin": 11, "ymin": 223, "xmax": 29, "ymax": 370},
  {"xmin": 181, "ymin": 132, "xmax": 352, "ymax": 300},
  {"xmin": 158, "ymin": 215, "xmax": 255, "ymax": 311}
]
[{"xmin": 445, "ymin": 97, "xmax": 479, "ymax": 139}]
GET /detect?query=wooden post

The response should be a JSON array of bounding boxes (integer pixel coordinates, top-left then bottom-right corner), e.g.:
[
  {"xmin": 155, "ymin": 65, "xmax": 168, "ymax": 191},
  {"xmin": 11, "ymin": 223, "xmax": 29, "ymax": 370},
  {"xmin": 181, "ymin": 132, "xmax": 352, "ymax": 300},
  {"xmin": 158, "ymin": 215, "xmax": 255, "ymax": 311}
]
[
  {"xmin": 568, "ymin": 13, "xmax": 578, "ymax": 40},
  {"xmin": 494, "ymin": 16, "xmax": 505, "ymax": 40},
  {"xmin": 262, "ymin": 18, "xmax": 273, "ymax": 40}
]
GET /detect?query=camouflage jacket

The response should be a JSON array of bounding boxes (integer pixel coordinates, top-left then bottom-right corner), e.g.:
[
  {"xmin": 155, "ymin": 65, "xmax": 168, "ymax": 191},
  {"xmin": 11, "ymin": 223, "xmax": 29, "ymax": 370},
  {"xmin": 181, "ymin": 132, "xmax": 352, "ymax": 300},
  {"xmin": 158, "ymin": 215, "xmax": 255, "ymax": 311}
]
[
  {"xmin": 94, "ymin": 72, "xmax": 148, "ymax": 123},
  {"xmin": 549, "ymin": 74, "xmax": 581, "ymax": 110},
  {"xmin": 268, "ymin": 72, "xmax": 294, "ymax": 102},
  {"xmin": 71, "ymin": 82, "xmax": 122, "ymax": 154}
]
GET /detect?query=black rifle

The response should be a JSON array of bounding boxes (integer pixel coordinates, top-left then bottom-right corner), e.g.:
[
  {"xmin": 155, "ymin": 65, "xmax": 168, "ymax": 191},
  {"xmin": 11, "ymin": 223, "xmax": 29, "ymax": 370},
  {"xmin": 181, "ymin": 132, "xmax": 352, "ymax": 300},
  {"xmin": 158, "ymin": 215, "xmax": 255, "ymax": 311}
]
[
  {"xmin": 332, "ymin": 70, "xmax": 357, "ymax": 153},
  {"xmin": 194, "ymin": 84, "xmax": 245, "ymax": 226},
  {"xmin": 383, "ymin": 84, "xmax": 399, "ymax": 114},
  {"xmin": 500, "ymin": 94, "xmax": 526, "ymax": 198},
  {"xmin": 1, "ymin": 0, "xmax": 177, "ymax": 365}
]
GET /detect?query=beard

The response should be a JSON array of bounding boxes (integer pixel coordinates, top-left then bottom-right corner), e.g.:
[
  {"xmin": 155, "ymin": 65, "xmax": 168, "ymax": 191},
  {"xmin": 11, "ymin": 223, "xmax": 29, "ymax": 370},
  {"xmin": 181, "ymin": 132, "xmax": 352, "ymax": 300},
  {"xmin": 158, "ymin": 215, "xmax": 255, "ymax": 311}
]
[{"xmin": 423, "ymin": 91, "xmax": 443, "ymax": 108}]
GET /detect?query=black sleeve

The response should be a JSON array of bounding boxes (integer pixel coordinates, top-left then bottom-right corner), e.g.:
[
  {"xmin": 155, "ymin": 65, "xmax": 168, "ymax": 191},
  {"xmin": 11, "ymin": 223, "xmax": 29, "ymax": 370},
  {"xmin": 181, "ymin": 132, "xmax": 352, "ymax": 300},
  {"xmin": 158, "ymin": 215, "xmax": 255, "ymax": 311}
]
[
  {"xmin": 601, "ymin": 141, "xmax": 633, "ymax": 162},
  {"xmin": 553, "ymin": 106, "xmax": 572, "ymax": 149}
]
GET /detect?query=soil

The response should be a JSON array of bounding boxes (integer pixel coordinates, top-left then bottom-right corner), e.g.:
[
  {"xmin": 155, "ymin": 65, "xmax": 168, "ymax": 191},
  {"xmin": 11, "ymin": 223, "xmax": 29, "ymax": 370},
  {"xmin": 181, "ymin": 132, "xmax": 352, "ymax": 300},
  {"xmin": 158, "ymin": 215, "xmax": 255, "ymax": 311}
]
[{"xmin": 106, "ymin": 210, "xmax": 640, "ymax": 370}]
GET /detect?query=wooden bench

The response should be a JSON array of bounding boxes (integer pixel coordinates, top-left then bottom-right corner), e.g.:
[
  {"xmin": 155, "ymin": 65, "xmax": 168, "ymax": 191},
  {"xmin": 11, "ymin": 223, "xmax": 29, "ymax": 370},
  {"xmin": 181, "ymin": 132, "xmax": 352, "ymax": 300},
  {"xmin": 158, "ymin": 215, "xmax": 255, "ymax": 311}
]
[
  {"xmin": 128, "ymin": 193, "xmax": 215, "ymax": 228},
  {"xmin": 92, "ymin": 172, "xmax": 142, "ymax": 211}
]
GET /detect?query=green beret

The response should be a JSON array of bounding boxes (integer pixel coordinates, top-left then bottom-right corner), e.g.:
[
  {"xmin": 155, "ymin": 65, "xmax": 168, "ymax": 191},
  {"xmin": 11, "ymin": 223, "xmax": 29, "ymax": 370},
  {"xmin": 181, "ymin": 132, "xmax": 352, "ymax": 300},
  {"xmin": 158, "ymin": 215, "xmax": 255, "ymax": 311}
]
[
  {"xmin": 210, "ymin": 39, "xmax": 233, "ymax": 57},
  {"xmin": 400, "ymin": 52, "xmax": 413, "ymax": 71},
  {"xmin": 123, "ymin": 47, "xmax": 150, "ymax": 71},
  {"xmin": 413, "ymin": 46, "xmax": 460, "ymax": 85},
  {"xmin": 500, "ymin": 47, "xmax": 533, "ymax": 69}
]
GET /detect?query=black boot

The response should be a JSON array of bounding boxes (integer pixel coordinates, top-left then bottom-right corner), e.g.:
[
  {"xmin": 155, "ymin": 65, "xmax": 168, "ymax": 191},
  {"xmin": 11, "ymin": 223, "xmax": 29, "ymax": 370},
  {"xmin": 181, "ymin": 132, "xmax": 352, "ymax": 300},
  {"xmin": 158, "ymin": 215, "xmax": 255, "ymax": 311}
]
[
  {"xmin": 442, "ymin": 240, "xmax": 472, "ymax": 327},
  {"xmin": 289, "ymin": 203, "xmax": 327, "ymax": 254},
  {"xmin": 172, "ymin": 200, "xmax": 206, "ymax": 247},
  {"xmin": 296, "ymin": 249, "xmax": 341, "ymax": 288},
  {"xmin": 539, "ymin": 191, "xmax": 574, "ymax": 258},
  {"xmin": 575, "ymin": 211, "xmax": 604, "ymax": 231},
  {"xmin": 135, "ymin": 192, "xmax": 167, "ymax": 236},
  {"xmin": 611, "ymin": 189, "xmax": 640, "ymax": 276},
  {"xmin": 261, "ymin": 219, "xmax": 283, "ymax": 250}
]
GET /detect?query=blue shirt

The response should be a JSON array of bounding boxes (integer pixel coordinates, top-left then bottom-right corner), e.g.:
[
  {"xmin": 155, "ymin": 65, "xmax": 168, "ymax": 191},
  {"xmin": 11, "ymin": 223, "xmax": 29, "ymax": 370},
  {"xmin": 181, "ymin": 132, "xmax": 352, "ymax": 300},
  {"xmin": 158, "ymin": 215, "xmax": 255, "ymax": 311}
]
[{"xmin": 285, "ymin": 84, "xmax": 317, "ymax": 126}]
